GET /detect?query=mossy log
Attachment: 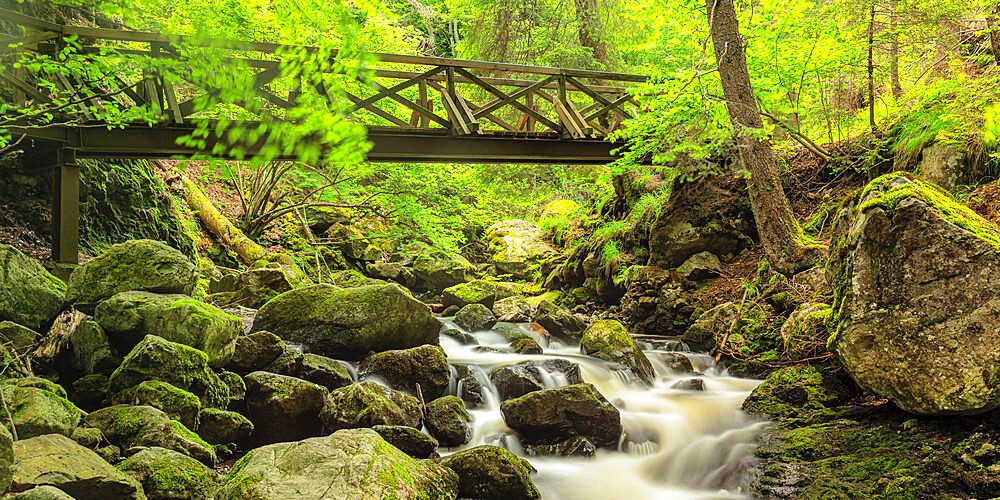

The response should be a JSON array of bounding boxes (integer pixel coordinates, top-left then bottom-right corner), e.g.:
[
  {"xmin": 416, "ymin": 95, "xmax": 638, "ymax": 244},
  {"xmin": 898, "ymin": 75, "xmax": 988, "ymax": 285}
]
[{"xmin": 164, "ymin": 169, "xmax": 307, "ymax": 284}]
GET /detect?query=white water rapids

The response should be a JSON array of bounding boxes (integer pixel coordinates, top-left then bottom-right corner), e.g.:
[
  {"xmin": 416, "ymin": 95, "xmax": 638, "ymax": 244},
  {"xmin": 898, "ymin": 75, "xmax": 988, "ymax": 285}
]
[{"xmin": 436, "ymin": 318, "xmax": 765, "ymax": 499}]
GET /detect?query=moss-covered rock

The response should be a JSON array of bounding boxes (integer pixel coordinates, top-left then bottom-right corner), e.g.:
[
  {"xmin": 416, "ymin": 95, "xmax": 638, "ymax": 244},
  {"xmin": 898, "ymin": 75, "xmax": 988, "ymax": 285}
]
[
  {"xmin": 534, "ymin": 300, "xmax": 585, "ymax": 341},
  {"xmin": 828, "ymin": 173, "xmax": 1000, "ymax": 414},
  {"xmin": 68, "ymin": 319, "xmax": 120, "ymax": 375},
  {"xmin": 742, "ymin": 364, "xmax": 854, "ymax": 427},
  {"xmin": 112, "ymin": 380, "xmax": 201, "ymax": 430},
  {"xmin": 0, "ymin": 321, "xmax": 39, "ymax": 355},
  {"xmin": 66, "ymin": 239, "xmax": 197, "ymax": 314},
  {"xmin": 251, "ymin": 283, "xmax": 442, "ymax": 360},
  {"xmin": 491, "ymin": 296, "xmax": 532, "ymax": 322},
  {"xmin": 408, "ymin": 242, "xmax": 475, "ymax": 293},
  {"xmin": 319, "ymin": 381, "xmax": 421, "ymax": 432},
  {"xmin": 484, "ymin": 220, "xmax": 556, "ymax": 280},
  {"xmin": 85, "ymin": 404, "xmax": 216, "ymax": 465},
  {"xmin": 214, "ymin": 428, "xmax": 459, "ymax": 500},
  {"xmin": 70, "ymin": 427, "xmax": 102, "ymax": 449},
  {"xmin": 435, "ymin": 445, "xmax": 540, "ymax": 499},
  {"xmin": 1, "ymin": 384, "xmax": 82, "ymax": 439},
  {"xmin": 327, "ymin": 269, "xmax": 387, "ymax": 288},
  {"xmin": 358, "ymin": 345, "xmax": 449, "ymax": 399},
  {"xmin": 425, "ymin": 396, "xmax": 472, "ymax": 447},
  {"xmin": 298, "ymin": 353, "xmax": 354, "ymax": 391},
  {"xmin": 8, "ymin": 485, "xmax": 75, "ymax": 499},
  {"xmin": 441, "ymin": 280, "xmax": 521, "ymax": 309},
  {"xmin": 96, "ymin": 291, "xmax": 240, "ymax": 366},
  {"xmin": 227, "ymin": 331, "xmax": 285, "ymax": 373},
  {"xmin": 12, "ymin": 433, "xmax": 145, "ymax": 500},
  {"xmin": 206, "ymin": 266, "xmax": 295, "ymax": 309},
  {"xmin": 217, "ymin": 371, "xmax": 245, "ymax": 409},
  {"xmin": 580, "ymin": 319, "xmax": 654, "ymax": 385},
  {"xmin": 500, "ymin": 383, "xmax": 621, "ymax": 447},
  {"xmin": 453, "ymin": 304, "xmax": 497, "ymax": 332},
  {"xmin": 244, "ymin": 371, "xmax": 328, "ymax": 445},
  {"xmin": 510, "ymin": 338, "xmax": 543, "ymax": 354},
  {"xmin": 109, "ymin": 335, "xmax": 230, "ymax": 410},
  {"xmin": 0, "ymin": 245, "xmax": 65, "ymax": 332},
  {"xmin": 197, "ymin": 408, "xmax": 253, "ymax": 445},
  {"xmin": 0, "ymin": 425, "xmax": 10, "ymax": 495},
  {"xmin": 779, "ymin": 302, "xmax": 831, "ymax": 361},
  {"xmin": 117, "ymin": 446, "xmax": 219, "ymax": 500},
  {"xmin": 682, "ymin": 301, "xmax": 739, "ymax": 352},
  {"xmin": 372, "ymin": 425, "xmax": 438, "ymax": 459}
]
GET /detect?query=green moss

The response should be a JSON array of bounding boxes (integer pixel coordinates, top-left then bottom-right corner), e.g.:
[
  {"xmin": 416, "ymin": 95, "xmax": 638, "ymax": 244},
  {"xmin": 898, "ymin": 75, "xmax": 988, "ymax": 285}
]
[
  {"xmin": 743, "ymin": 364, "xmax": 850, "ymax": 427},
  {"xmin": 858, "ymin": 173, "xmax": 1000, "ymax": 248}
]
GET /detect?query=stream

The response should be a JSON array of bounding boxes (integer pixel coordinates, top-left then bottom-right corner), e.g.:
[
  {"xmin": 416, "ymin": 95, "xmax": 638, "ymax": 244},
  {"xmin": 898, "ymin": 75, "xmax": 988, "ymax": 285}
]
[{"xmin": 435, "ymin": 317, "xmax": 765, "ymax": 499}]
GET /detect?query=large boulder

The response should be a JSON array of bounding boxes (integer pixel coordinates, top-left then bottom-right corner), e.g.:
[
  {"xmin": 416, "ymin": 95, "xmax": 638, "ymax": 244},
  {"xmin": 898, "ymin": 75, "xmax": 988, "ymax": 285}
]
[
  {"xmin": 580, "ymin": 320, "xmax": 655, "ymax": 385},
  {"xmin": 66, "ymin": 239, "xmax": 197, "ymax": 313},
  {"xmin": 67, "ymin": 319, "xmax": 120, "ymax": 375},
  {"xmin": 85, "ymin": 405, "xmax": 216, "ymax": 465},
  {"xmin": 435, "ymin": 446, "xmax": 539, "ymax": 499},
  {"xmin": 828, "ymin": 174, "xmax": 1000, "ymax": 414},
  {"xmin": 358, "ymin": 345, "xmax": 449, "ymax": 399},
  {"xmin": 371, "ymin": 425, "xmax": 438, "ymax": 459},
  {"xmin": 227, "ymin": 331, "xmax": 286, "ymax": 373},
  {"xmin": 441, "ymin": 280, "xmax": 521, "ymax": 309},
  {"xmin": 1, "ymin": 384, "xmax": 82, "ymax": 440},
  {"xmin": 682, "ymin": 302, "xmax": 740, "ymax": 352},
  {"xmin": 251, "ymin": 284, "xmax": 441, "ymax": 360},
  {"xmin": 109, "ymin": 335, "xmax": 230, "ymax": 409},
  {"xmin": 500, "ymin": 383, "xmax": 621, "ymax": 447},
  {"xmin": 484, "ymin": 220, "xmax": 556, "ymax": 279},
  {"xmin": 0, "ymin": 321, "xmax": 39, "ymax": 355},
  {"xmin": 207, "ymin": 266, "xmax": 295, "ymax": 309},
  {"xmin": 244, "ymin": 371, "xmax": 328, "ymax": 445},
  {"xmin": 298, "ymin": 353, "xmax": 354, "ymax": 391},
  {"xmin": 408, "ymin": 243, "xmax": 475, "ymax": 292},
  {"xmin": 534, "ymin": 300, "xmax": 585, "ymax": 341},
  {"xmin": 12, "ymin": 434, "xmax": 146, "ymax": 500},
  {"xmin": 111, "ymin": 380, "xmax": 201, "ymax": 430},
  {"xmin": 117, "ymin": 446, "xmax": 220, "ymax": 500},
  {"xmin": 0, "ymin": 423, "xmax": 12, "ymax": 494},
  {"xmin": 489, "ymin": 359, "xmax": 583, "ymax": 401},
  {"xmin": 196, "ymin": 408, "xmax": 253, "ymax": 444},
  {"xmin": 319, "ymin": 382, "xmax": 421, "ymax": 432},
  {"xmin": 213, "ymin": 428, "xmax": 458, "ymax": 500},
  {"xmin": 424, "ymin": 396, "xmax": 471, "ymax": 447},
  {"xmin": 453, "ymin": 304, "xmax": 497, "ymax": 332},
  {"xmin": 95, "ymin": 291, "xmax": 239, "ymax": 366},
  {"xmin": 0, "ymin": 244, "xmax": 65, "ymax": 331}
]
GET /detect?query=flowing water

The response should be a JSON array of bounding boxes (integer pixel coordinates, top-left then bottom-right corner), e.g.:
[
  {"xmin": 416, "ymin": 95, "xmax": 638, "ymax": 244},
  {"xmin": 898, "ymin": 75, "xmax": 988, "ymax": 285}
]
[{"xmin": 436, "ymin": 318, "xmax": 765, "ymax": 499}]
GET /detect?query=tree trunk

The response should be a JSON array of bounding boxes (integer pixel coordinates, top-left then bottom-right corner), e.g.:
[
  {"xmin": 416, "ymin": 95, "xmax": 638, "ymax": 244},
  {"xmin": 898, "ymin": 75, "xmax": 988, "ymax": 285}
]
[
  {"xmin": 989, "ymin": 10, "xmax": 1000, "ymax": 65},
  {"xmin": 868, "ymin": 2, "xmax": 876, "ymax": 132},
  {"xmin": 706, "ymin": 0, "xmax": 821, "ymax": 273},
  {"xmin": 574, "ymin": 0, "xmax": 609, "ymax": 68},
  {"xmin": 889, "ymin": 0, "xmax": 902, "ymax": 98}
]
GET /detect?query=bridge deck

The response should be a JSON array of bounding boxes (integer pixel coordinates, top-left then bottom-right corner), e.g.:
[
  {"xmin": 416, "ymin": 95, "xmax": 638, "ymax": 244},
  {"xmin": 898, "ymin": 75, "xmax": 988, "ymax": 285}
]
[{"xmin": 0, "ymin": 9, "xmax": 649, "ymax": 265}]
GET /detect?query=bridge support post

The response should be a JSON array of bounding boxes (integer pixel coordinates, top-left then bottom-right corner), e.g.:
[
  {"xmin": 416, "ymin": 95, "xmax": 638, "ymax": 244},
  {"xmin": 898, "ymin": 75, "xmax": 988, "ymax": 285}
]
[{"xmin": 50, "ymin": 148, "xmax": 79, "ymax": 269}]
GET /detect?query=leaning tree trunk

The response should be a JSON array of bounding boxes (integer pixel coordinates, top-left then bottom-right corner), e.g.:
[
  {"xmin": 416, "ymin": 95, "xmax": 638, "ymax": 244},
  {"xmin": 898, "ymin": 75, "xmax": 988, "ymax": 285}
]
[
  {"xmin": 706, "ymin": 0, "xmax": 821, "ymax": 273},
  {"xmin": 164, "ymin": 168, "xmax": 308, "ymax": 284},
  {"xmin": 867, "ymin": 3, "xmax": 876, "ymax": 132}
]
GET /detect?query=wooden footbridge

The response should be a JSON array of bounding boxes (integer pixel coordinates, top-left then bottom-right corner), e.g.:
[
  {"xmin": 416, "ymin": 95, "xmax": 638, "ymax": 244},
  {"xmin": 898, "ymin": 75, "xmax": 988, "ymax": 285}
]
[{"xmin": 0, "ymin": 9, "xmax": 648, "ymax": 266}]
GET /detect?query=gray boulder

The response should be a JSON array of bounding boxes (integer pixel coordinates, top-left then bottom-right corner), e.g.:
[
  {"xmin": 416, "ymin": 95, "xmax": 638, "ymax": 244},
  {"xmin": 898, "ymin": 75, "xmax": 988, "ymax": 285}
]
[
  {"xmin": 109, "ymin": 335, "xmax": 230, "ymax": 409},
  {"xmin": 371, "ymin": 425, "xmax": 438, "ymax": 459},
  {"xmin": 319, "ymin": 382, "xmax": 421, "ymax": 432},
  {"xmin": 117, "ymin": 446, "xmax": 220, "ymax": 500},
  {"xmin": 68, "ymin": 320, "xmax": 120, "ymax": 375},
  {"xmin": 828, "ymin": 174, "xmax": 1000, "ymax": 414},
  {"xmin": 12, "ymin": 434, "xmax": 145, "ymax": 499},
  {"xmin": 95, "ymin": 291, "xmax": 239, "ymax": 366},
  {"xmin": 244, "ymin": 371, "xmax": 328, "ymax": 445},
  {"xmin": 534, "ymin": 301, "xmax": 585, "ymax": 341},
  {"xmin": 85, "ymin": 405, "xmax": 216, "ymax": 465},
  {"xmin": 197, "ymin": 408, "xmax": 253, "ymax": 444},
  {"xmin": 0, "ymin": 245, "xmax": 65, "ymax": 331},
  {"xmin": 213, "ymin": 429, "xmax": 458, "ymax": 500},
  {"xmin": 580, "ymin": 319, "xmax": 655, "ymax": 385},
  {"xmin": 500, "ymin": 383, "xmax": 621, "ymax": 447},
  {"xmin": 682, "ymin": 302, "xmax": 740, "ymax": 352},
  {"xmin": 424, "ymin": 396, "xmax": 471, "ymax": 447},
  {"xmin": 1, "ymin": 385, "xmax": 82, "ymax": 440},
  {"xmin": 453, "ymin": 304, "xmax": 497, "ymax": 332},
  {"xmin": 358, "ymin": 345, "xmax": 449, "ymax": 399},
  {"xmin": 436, "ymin": 445, "xmax": 539, "ymax": 499},
  {"xmin": 251, "ymin": 284, "xmax": 441, "ymax": 360},
  {"xmin": 66, "ymin": 239, "xmax": 197, "ymax": 314}
]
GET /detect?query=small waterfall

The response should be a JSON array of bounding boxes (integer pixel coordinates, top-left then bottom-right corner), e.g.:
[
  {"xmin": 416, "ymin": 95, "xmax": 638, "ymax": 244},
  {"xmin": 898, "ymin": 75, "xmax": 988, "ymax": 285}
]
[{"xmin": 437, "ymin": 318, "xmax": 763, "ymax": 499}]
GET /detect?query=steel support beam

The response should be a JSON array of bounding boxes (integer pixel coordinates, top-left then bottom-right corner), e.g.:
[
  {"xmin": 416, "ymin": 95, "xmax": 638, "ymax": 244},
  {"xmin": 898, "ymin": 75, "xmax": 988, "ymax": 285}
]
[
  {"xmin": 49, "ymin": 148, "xmax": 79, "ymax": 266},
  {"xmin": 17, "ymin": 125, "xmax": 638, "ymax": 164}
]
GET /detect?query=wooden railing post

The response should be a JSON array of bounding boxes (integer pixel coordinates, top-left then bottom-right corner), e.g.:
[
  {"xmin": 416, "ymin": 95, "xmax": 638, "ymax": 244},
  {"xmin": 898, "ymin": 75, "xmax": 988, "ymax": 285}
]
[{"xmin": 50, "ymin": 148, "xmax": 80, "ymax": 267}]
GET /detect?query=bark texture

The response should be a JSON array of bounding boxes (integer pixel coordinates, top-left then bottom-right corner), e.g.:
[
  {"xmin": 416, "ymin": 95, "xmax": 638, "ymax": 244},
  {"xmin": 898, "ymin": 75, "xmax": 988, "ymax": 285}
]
[
  {"xmin": 706, "ymin": 0, "xmax": 820, "ymax": 273},
  {"xmin": 574, "ymin": 0, "xmax": 609, "ymax": 68}
]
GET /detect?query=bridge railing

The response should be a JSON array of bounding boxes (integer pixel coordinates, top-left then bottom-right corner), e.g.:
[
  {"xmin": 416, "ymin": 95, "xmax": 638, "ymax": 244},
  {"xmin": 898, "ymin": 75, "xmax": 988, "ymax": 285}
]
[{"xmin": 0, "ymin": 9, "xmax": 647, "ymax": 140}]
